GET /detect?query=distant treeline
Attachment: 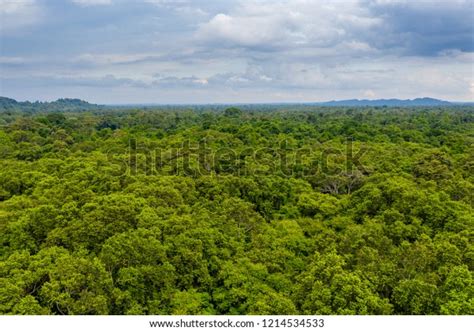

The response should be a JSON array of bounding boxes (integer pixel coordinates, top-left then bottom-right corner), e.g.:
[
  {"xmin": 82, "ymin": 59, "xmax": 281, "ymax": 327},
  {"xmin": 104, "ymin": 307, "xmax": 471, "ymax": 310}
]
[{"xmin": 2, "ymin": 96, "xmax": 472, "ymax": 115}]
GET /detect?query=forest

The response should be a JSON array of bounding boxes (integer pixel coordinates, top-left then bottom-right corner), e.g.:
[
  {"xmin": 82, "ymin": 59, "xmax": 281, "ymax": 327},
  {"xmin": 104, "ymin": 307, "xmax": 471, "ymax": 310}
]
[{"xmin": 0, "ymin": 103, "xmax": 473, "ymax": 315}]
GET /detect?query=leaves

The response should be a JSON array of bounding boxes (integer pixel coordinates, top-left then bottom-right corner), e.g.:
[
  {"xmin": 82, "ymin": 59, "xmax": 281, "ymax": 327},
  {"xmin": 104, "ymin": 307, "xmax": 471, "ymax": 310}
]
[{"xmin": 0, "ymin": 106, "xmax": 473, "ymax": 314}]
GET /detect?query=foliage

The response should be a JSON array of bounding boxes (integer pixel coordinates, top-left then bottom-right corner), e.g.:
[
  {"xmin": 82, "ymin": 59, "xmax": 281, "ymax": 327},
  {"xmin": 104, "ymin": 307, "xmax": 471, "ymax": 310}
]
[{"xmin": 0, "ymin": 105, "xmax": 473, "ymax": 314}]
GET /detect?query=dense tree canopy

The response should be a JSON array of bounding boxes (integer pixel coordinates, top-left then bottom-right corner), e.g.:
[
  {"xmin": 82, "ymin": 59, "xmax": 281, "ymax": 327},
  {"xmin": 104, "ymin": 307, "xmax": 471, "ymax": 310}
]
[{"xmin": 0, "ymin": 105, "xmax": 473, "ymax": 314}]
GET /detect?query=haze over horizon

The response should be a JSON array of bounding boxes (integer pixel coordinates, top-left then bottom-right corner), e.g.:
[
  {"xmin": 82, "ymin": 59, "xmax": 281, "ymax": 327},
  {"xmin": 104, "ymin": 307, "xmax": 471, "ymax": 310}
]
[{"xmin": 1, "ymin": 0, "xmax": 473, "ymax": 104}]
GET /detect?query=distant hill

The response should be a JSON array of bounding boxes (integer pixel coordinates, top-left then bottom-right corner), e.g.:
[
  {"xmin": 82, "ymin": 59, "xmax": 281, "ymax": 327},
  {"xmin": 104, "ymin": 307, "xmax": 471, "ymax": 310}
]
[
  {"xmin": 51, "ymin": 98, "xmax": 96, "ymax": 108},
  {"xmin": 0, "ymin": 97, "xmax": 100, "ymax": 112},
  {"xmin": 319, "ymin": 97, "xmax": 453, "ymax": 107},
  {"xmin": 1, "ymin": 96, "xmax": 469, "ymax": 112},
  {"xmin": 0, "ymin": 97, "xmax": 19, "ymax": 109}
]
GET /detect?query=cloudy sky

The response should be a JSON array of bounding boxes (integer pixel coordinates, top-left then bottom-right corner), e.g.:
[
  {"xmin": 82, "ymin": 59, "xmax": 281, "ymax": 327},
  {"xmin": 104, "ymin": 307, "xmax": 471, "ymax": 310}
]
[{"xmin": 0, "ymin": 0, "xmax": 473, "ymax": 104}]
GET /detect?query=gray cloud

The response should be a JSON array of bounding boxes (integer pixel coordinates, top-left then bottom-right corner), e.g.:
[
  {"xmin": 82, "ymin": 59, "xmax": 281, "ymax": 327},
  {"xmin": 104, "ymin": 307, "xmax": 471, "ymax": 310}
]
[
  {"xmin": 0, "ymin": 0, "xmax": 473, "ymax": 103},
  {"xmin": 365, "ymin": 0, "xmax": 474, "ymax": 55}
]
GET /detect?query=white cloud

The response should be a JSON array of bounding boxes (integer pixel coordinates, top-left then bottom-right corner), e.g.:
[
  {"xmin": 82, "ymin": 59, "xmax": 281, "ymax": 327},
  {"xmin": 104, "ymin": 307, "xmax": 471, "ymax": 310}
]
[
  {"xmin": 0, "ymin": 56, "xmax": 25, "ymax": 64},
  {"xmin": 364, "ymin": 89, "xmax": 376, "ymax": 98},
  {"xmin": 0, "ymin": 0, "xmax": 41, "ymax": 32},
  {"xmin": 469, "ymin": 82, "xmax": 474, "ymax": 97},
  {"xmin": 73, "ymin": 53, "xmax": 156, "ymax": 65},
  {"xmin": 0, "ymin": 0, "xmax": 35, "ymax": 14},
  {"xmin": 71, "ymin": 0, "xmax": 112, "ymax": 6},
  {"xmin": 198, "ymin": 13, "xmax": 286, "ymax": 47},
  {"xmin": 145, "ymin": 0, "xmax": 188, "ymax": 4},
  {"xmin": 197, "ymin": 0, "xmax": 380, "ymax": 50}
]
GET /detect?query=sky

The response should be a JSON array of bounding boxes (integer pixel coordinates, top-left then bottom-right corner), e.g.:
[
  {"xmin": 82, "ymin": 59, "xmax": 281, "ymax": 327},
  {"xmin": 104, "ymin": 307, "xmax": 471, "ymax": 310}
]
[{"xmin": 0, "ymin": 0, "xmax": 473, "ymax": 104}]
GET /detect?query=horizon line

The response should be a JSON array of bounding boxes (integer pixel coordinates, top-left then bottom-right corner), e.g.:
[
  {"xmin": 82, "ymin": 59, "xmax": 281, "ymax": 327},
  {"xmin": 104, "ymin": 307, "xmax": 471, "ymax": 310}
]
[{"xmin": 3, "ymin": 96, "xmax": 474, "ymax": 106}]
